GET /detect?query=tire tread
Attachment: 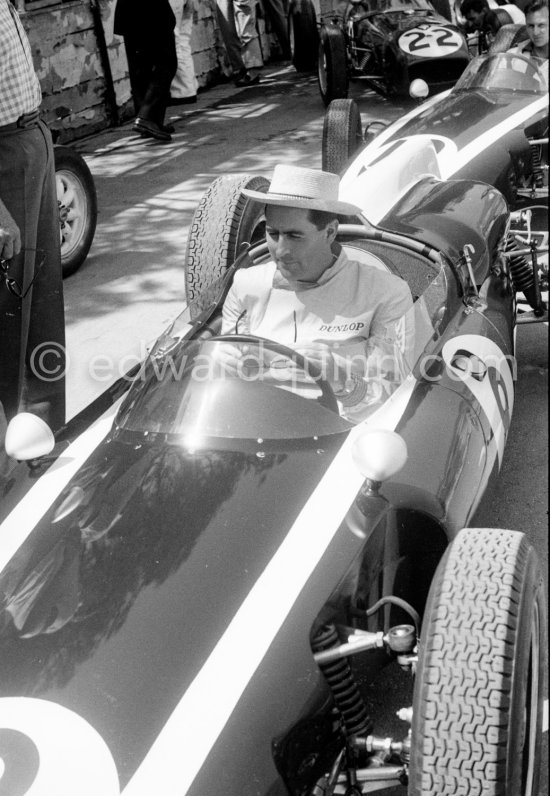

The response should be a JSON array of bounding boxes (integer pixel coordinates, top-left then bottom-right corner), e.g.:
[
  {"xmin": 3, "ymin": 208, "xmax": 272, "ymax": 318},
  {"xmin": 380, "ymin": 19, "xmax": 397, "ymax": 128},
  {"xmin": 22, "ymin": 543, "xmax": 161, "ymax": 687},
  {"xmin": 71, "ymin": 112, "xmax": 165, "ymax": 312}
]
[
  {"xmin": 410, "ymin": 528, "xmax": 544, "ymax": 795},
  {"xmin": 184, "ymin": 174, "xmax": 268, "ymax": 302}
]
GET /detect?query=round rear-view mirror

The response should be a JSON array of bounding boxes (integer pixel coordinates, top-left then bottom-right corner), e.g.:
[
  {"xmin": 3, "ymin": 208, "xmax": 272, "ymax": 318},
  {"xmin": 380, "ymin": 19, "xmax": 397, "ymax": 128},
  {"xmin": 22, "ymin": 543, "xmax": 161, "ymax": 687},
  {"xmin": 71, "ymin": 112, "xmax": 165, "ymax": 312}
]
[{"xmin": 409, "ymin": 79, "xmax": 430, "ymax": 99}]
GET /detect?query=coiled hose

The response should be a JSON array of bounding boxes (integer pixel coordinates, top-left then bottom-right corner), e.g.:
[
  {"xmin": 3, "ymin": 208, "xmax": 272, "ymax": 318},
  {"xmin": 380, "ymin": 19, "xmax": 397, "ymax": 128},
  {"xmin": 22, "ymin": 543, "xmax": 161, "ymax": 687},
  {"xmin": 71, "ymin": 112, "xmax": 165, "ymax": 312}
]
[
  {"xmin": 505, "ymin": 234, "xmax": 534, "ymax": 294},
  {"xmin": 311, "ymin": 624, "xmax": 372, "ymax": 738}
]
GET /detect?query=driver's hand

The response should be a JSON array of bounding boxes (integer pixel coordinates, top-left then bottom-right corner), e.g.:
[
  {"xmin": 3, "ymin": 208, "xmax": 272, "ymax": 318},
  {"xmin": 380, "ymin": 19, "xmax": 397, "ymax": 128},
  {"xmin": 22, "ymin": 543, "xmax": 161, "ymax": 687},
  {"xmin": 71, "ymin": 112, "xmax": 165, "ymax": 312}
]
[
  {"xmin": 293, "ymin": 342, "xmax": 347, "ymax": 393},
  {"xmin": 209, "ymin": 342, "xmax": 279, "ymax": 378},
  {"xmin": 209, "ymin": 342, "xmax": 249, "ymax": 377}
]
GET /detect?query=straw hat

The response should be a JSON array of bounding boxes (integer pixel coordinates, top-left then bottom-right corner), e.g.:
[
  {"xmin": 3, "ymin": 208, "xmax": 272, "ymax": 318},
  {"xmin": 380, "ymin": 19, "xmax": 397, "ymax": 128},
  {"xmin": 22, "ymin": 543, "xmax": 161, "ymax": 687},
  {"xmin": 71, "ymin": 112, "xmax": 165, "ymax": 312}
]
[{"xmin": 241, "ymin": 165, "xmax": 362, "ymax": 216}]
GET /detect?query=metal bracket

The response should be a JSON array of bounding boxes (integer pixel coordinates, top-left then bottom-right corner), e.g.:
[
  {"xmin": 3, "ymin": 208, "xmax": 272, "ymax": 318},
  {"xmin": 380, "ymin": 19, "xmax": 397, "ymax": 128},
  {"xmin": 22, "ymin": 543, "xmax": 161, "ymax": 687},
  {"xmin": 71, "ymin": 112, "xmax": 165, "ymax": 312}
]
[{"xmin": 461, "ymin": 243, "xmax": 479, "ymax": 298}]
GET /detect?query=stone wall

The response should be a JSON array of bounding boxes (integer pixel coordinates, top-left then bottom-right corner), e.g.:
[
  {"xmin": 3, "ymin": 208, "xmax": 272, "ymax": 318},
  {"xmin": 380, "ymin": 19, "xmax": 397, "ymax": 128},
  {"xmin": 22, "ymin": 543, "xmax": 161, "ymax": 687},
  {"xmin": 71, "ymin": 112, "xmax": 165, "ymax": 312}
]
[{"xmin": 20, "ymin": 0, "xmax": 288, "ymax": 142}]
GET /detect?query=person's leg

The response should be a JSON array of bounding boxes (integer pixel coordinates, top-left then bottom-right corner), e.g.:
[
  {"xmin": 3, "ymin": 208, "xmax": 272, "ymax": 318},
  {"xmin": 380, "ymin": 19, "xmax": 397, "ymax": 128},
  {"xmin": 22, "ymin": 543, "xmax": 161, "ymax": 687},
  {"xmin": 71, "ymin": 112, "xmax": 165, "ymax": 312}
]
[
  {"xmin": 135, "ymin": 30, "xmax": 178, "ymax": 131},
  {"xmin": 123, "ymin": 34, "xmax": 149, "ymax": 117},
  {"xmin": 261, "ymin": 0, "xmax": 291, "ymax": 58},
  {"xmin": 23, "ymin": 122, "xmax": 65, "ymax": 430},
  {"xmin": 170, "ymin": 6, "xmax": 199, "ymax": 101},
  {"xmin": 233, "ymin": 0, "xmax": 264, "ymax": 69},
  {"xmin": 216, "ymin": 0, "xmax": 247, "ymax": 73},
  {"xmin": 0, "ymin": 124, "xmax": 65, "ymax": 429}
]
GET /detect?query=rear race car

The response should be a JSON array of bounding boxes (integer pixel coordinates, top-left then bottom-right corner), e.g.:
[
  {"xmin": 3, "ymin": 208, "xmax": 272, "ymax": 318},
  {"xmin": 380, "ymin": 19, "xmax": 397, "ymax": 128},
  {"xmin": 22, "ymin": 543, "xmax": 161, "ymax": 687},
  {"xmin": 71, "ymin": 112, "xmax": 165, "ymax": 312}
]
[
  {"xmin": 313, "ymin": 0, "xmax": 470, "ymax": 103},
  {"xmin": 322, "ymin": 50, "xmax": 549, "ymax": 320}
]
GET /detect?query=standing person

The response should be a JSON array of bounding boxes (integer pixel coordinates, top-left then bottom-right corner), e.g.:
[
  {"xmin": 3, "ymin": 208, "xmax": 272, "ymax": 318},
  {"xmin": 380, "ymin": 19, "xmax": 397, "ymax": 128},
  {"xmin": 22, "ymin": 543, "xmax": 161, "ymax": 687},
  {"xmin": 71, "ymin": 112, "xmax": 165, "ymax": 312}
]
[
  {"xmin": 114, "ymin": 0, "xmax": 178, "ymax": 142},
  {"xmin": 509, "ymin": 0, "xmax": 549, "ymax": 64},
  {"xmin": 0, "ymin": 0, "xmax": 65, "ymax": 433},
  {"xmin": 216, "ymin": 0, "xmax": 263, "ymax": 85}
]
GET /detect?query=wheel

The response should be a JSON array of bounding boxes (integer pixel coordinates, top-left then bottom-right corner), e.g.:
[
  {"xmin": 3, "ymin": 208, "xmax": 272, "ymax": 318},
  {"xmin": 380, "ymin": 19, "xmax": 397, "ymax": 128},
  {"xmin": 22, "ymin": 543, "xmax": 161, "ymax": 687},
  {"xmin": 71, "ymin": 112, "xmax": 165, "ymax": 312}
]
[
  {"xmin": 410, "ymin": 528, "xmax": 546, "ymax": 796},
  {"xmin": 289, "ymin": 0, "xmax": 319, "ymax": 72},
  {"xmin": 54, "ymin": 145, "xmax": 98, "ymax": 278},
  {"xmin": 318, "ymin": 24, "xmax": 349, "ymax": 107},
  {"xmin": 322, "ymin": 99, "xmax": 362, "ymax": 174},
  {"xmin": 489, "ymin": 23, "xmax": 528, "ymax": 53},
  {"xmin": 215, "ymin": 334, "xmax": 339, "ymax": 413},
  {"xmin": 184, "ymin": 174, "xmax": 269, "ymax": 304}
]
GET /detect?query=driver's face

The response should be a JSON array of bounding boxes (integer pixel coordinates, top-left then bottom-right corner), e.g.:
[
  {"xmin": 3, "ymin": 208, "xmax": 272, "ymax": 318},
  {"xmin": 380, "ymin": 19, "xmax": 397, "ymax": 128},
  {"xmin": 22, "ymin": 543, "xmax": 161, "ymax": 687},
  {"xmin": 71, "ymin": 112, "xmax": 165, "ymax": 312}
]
[
  {"xmin": 265, "ymin": 205, "xmax": 337, "ymax": 283},
  {"xmin": 526, "ymin": 8, "xmax": 549, "ymax": 48},
  {"xmin": 465, "ymin": 9, "xmax": 483, "ymax": 28}
]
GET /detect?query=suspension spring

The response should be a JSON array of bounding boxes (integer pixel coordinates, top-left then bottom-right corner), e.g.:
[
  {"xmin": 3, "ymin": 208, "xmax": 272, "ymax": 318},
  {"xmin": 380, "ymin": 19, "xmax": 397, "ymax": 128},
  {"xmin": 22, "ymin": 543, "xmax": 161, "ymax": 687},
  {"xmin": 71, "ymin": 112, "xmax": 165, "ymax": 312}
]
[
  {"xmin": 311, "ymin": 624, "xmax": 373, "ymax": 738},
  {"xmin": 505, "ymin": 234, "xmax": 534, "ymax": 293}
]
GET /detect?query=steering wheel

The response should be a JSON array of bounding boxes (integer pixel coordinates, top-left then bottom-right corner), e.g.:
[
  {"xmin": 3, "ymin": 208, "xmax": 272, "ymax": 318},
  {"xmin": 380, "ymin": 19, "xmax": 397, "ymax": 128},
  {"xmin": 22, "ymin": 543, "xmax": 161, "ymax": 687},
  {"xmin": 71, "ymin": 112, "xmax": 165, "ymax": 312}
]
[
  {"xmin": 491, "ymin": 53, "xmax": 546, "ymax": 91},
  {"xmin": 213, "ymin": 334, "xmax": 340, "ymax": 414}
]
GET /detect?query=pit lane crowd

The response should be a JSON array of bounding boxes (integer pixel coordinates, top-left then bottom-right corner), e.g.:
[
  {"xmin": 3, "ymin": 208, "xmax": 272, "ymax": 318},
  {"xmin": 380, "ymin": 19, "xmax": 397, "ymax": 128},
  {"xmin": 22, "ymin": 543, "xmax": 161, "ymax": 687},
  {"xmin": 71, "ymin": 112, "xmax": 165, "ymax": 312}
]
[{"xmin": 0, "ymin": 0, "xmax": 548, "ymax": 442}]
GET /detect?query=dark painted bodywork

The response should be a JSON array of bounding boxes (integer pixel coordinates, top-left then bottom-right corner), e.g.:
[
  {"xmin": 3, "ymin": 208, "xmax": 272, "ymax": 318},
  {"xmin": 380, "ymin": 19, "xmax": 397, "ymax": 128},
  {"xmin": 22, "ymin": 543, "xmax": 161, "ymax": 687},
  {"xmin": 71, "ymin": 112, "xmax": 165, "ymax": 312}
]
[
  {"xmin": 0, "ymin": 182, "xmax": 515, "ymax": 794},
  {"xmin": 355, "ymin": 53, "xmax": 548, "ymax": 205}
]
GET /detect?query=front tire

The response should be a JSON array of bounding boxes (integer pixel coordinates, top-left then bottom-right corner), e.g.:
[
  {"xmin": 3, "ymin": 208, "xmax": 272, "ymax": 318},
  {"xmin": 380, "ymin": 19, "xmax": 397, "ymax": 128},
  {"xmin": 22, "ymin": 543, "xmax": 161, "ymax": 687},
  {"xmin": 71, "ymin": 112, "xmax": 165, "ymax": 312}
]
[
  {"xmin": 54, "ymin": 146, "xmax": 98, "ymax": 277},
  {"xmin": 410, "ymin": 528, "xmax": 546, "ymax": 795},
  {"xmin": 289, "ymin": 0, "xmax": 318, "ymax": 72},
  {"xmin": 322, "ymin": 99, "xmax": 362, "ymax": 174},
  {"xmin": 318, "ymin": 24, "xmax": 349, "ymax": 107},
  {"xmin": 184, "ymin": 174, "xmax": 269, "ymax": 303}
]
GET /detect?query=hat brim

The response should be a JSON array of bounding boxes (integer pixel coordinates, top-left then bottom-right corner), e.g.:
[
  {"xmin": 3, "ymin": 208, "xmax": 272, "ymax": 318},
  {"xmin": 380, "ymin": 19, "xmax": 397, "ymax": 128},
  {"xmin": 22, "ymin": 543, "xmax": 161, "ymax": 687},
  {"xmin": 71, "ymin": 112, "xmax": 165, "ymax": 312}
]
[{"xmin": 241, "ymin": 187, "xmax": 363, "ymax": 217}]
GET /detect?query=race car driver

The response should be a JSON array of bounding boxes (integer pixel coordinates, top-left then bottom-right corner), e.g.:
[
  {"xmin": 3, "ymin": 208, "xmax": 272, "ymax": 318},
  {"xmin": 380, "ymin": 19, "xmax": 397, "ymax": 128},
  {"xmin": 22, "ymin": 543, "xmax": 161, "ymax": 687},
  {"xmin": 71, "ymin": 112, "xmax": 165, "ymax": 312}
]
[{"xmin": 219, "ymin": 165, "xmax": 414, "ymax": 422}]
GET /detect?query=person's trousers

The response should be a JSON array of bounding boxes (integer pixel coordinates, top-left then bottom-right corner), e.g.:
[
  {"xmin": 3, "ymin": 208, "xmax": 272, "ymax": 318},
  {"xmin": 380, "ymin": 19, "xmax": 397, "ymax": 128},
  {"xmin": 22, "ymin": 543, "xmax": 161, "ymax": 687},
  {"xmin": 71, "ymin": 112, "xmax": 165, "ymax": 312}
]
[
  {"xmin": 124, "ymin": 30, "xmax": 178, "ymax": 125},
  {"xmin": 262, "ymin": 0, "xmax": 290, "ymax": 58},
  {"xmin": 216, "ymin": 0, "xmax": 263, "ymax": 72},
  {"xmin": 234, "ymin": 0, "xmax": 264, "ymax": 68},
  {"xmin": 0, "ymin": 121, "xmax": 65, "ymax": 431}
]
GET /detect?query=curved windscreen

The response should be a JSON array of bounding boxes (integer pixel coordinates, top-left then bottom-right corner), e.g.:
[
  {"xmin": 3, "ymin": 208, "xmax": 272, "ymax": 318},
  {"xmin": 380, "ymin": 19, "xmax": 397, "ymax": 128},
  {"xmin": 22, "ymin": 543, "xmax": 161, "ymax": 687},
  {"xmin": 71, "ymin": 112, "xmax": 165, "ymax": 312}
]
[
  {"xmin": 453, "ymin": 53, "xmax": 548, "ymax": 95},
  {"xmin": 116, "ymin": 337, "xmax": 353, "ymax": 442},
  {"xmin": 116, "ymin": 241, "xmax": 449, "ymax": 442}
]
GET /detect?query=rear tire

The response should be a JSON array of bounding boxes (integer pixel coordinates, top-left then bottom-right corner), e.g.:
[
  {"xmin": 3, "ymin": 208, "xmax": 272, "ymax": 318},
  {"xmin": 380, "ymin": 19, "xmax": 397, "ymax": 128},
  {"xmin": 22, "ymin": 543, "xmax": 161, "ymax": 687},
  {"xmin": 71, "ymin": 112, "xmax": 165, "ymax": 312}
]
[
  {"xmin": 322, "ymin": 99, "xmax": 362, "ymax": 174},
  {"xmin": 184, "ymin": 174, "xmax": 269, "ymax": 303},
  {"xmin": 318, "ymin": 24, "xmax": 349, "ymax": 107},
  {"xmin": 54, "ymin": 146, "xmax": 97, "ymax": 278},
  {"xmin": 410, "ymin": 528, "xmax": 546, "ymax": 796},
  {"xmin": 289, "ymin": 0, "xmax": 318, "ymax": 72}
]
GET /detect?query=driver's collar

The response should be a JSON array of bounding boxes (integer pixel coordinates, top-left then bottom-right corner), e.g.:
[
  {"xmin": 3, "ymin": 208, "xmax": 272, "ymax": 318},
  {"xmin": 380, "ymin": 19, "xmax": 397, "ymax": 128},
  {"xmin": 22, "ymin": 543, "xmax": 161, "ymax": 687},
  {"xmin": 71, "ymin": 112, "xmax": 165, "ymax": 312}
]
[{"xmin": 272, "ymin": 246, "xmax": 346, "ymax": 292}]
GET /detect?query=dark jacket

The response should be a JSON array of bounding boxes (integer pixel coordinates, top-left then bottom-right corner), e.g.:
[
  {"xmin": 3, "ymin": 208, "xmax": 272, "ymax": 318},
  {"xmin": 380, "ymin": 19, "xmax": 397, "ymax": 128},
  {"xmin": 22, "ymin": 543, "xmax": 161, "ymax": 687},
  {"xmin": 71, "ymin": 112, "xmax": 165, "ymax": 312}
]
[{"xmin": 114, "ymin": 0, "xmax": 176, "ymax": 37}]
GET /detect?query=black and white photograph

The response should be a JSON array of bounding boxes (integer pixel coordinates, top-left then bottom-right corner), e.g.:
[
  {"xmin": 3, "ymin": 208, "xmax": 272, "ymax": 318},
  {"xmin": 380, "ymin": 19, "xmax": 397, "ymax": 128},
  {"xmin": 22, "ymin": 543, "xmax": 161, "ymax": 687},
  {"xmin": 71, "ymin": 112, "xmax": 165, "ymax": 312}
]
[{"xmin": 0, "ymin": 0, "xmax": 547, "ymax": 793}]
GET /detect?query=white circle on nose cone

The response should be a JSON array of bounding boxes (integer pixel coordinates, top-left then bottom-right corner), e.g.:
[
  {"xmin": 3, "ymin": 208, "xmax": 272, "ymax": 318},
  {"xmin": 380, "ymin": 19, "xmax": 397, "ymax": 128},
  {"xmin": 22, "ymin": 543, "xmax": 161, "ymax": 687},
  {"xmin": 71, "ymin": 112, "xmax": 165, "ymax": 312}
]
[{"xmin": 0, "ymin": 697, "xmax": 120, "ymax": 795}]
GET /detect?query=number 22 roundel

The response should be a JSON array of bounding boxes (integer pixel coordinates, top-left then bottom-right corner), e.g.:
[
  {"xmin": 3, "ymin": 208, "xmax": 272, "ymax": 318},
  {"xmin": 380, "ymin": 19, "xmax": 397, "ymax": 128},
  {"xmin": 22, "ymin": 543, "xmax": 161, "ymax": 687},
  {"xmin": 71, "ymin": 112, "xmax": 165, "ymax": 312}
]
[{"xmin": 399, "ymin": 24, "xmax": 464, "ymax": 57}]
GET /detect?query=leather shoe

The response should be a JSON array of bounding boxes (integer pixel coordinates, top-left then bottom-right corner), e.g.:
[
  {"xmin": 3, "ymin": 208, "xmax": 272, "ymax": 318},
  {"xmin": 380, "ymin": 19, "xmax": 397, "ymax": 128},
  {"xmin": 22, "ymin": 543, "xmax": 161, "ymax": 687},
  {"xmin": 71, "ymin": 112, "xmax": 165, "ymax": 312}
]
[
  {"xmin": 133, "ymin": 118, "xmax": 172, "ymax": 141},
  {"xmin": 138, "ymin": 122, "xmax": 175, "ymax": 138},
  {"xmin": 234, "ymin": 70, "xmax": 260, "ymax": 87}
]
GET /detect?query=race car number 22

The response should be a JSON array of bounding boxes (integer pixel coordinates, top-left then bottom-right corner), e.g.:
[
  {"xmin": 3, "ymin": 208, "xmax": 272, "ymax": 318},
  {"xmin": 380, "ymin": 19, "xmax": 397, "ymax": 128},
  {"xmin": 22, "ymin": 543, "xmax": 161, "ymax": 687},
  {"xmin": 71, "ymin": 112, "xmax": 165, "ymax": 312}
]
[{"xmin": 399, "ymin": 25, "xmax": 463, "ymax": 56}]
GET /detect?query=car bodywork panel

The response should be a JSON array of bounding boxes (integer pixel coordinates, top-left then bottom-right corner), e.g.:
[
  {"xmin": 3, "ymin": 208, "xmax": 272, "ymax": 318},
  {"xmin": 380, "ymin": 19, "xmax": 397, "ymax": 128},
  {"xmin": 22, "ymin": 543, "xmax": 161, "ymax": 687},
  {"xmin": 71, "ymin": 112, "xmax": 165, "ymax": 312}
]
[
  {"xmin": 0, "ymin": 177, "xmax": 518, "ymax": 794},
  {"xmin": 342, "ymin": 54, "xmax": 548, "ymax": 211}
]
